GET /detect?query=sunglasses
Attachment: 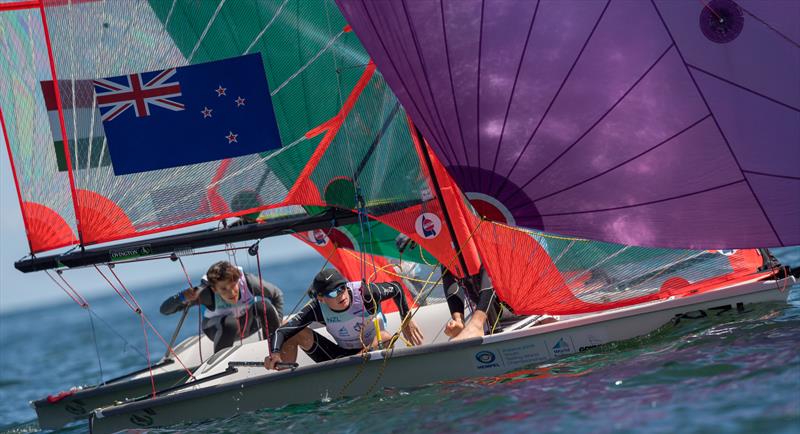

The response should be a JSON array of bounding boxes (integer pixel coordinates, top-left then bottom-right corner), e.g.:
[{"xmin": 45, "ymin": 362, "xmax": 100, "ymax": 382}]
[{"xmin": 322, "ymin": 285, "xmax": 347, "ymax": 299}]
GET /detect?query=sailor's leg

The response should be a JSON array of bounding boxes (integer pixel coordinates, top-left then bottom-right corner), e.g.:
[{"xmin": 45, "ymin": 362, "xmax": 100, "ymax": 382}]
[
  {"xmin": 302, "ymin": 330, "xmax": 360, "ymax": 362},
  {"xmin": 251, "ymin": 300, "xmax": 281, "ymax": 339},
  {"xmin": 279, "ymin": 327, "xmax": 314, "ymax": 364},
  {"xmin": 453, "ymin": 271, "xmax": 498, "ymax": 340},
  {"xmin": 443, "ymin": 275, "xmax": 466, "ymax": 338},
  {"xmin": 212, "ymin": 314, "xmax": 244, "ymax": 352}
]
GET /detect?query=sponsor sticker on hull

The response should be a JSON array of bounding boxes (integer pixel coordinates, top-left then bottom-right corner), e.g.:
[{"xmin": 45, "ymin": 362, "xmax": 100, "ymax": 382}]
[
  {"xmin": 474, "ymin": 350, "xmax": 502, "ymax": 370},
  {"xmin": 500, "ymin": 342, "xmax": 549, "ymax": 367}
]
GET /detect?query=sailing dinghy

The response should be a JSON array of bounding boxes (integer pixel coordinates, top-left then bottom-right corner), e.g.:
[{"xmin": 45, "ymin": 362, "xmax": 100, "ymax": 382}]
[{"xmin": 0, "ymin": 0, "xmax": 797, "ymax": 432}]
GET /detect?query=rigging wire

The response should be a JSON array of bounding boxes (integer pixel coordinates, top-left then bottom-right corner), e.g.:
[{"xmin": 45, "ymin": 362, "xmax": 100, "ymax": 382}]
[{"xmin": 175, "ymin": 256, "xmax": 203, "ymax": 364}]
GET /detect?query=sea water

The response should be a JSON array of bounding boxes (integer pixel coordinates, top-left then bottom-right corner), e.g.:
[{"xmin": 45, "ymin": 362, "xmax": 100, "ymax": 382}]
[{"xmin": 1, "ymin": 250, "xmax": 798, "ymax": 433}]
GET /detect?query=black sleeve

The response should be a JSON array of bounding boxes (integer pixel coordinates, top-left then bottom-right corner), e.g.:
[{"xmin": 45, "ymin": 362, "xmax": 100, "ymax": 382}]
[
  {"xmin": 245, "ymin": 274, "xmax": 285, "ymax": 317},
  {"xmin": 363, "ymin": 281, "xmax": 411, "ymax": 318},
  {"xmin": 441, "ymin": 266, "xmax": 465, "ymax": 316},
  {"xmin": 197, "ymin": 283, "xmax": 214, "ymax": 309},
  {"xmin": 159, "ymin": 293, "xmax": 187, "ymax": 315},
  {"xmin": 270, "ymin": 300, "xmax": 323, "ymax": 353},
  {"xmin": 160, "ymin": 282, "xmax": 213, "ymax": 315}
]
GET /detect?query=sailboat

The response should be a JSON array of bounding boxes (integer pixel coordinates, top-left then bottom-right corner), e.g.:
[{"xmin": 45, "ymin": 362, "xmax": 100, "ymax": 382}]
[{"xmin": 0, "ymin": 0, "xmax": 797, "ymax": 432}]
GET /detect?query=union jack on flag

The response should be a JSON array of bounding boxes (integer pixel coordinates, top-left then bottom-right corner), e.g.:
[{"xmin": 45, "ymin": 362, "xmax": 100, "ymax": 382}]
[{"xmin": 93, "ymin": 68, "xmax": 184, "ymax": 122}]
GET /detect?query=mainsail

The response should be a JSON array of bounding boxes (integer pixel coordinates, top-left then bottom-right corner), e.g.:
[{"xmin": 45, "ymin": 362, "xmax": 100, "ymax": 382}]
[{"xmin": 336, "ymin": 0, "xmax": 800, "ymax": 249}]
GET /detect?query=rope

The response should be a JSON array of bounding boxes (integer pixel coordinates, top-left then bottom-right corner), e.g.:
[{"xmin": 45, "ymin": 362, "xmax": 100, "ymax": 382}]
[
  {"xmin": 176, "ymin": 257, "xmax": 203, "ymax": 364},
  {"xmin": 44, "ymin": 270, "xmax": 87, "ymax": 307},
  {"xmin": 488, "ymin": 219, "xmax": 588, "ymax": 242},
  {"xmin": 95, "ymin": 265, "xmax": 196, "ymax": 380},
  {"xmin": 139, "ymin": 313, "xmax": 156, "ymax": 398},
  {"xmin": 339, "ymin": 219, "xmax": 486, "ymax": 396},
  {"xmin": 87, "ymin": 309, "xmax": 105, "ymax": 384}
]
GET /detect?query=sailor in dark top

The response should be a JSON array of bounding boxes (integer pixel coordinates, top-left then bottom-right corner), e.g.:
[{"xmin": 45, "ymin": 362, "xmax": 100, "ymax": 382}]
[
  {"xmin": 395, "ymin": 234, "xmax": 500, "ymax": 340},
  {"xmin": 160, "ymin": 260, "xmax": 284, "ymax": 353},
  {"xmin": 264, "ymin": 269, "xmax": 424, "ymax": 370}
]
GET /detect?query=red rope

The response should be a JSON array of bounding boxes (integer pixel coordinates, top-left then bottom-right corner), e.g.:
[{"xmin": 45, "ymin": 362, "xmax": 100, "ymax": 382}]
[
  {"xmin": 139, "ymin": 313, "xmax": 157, "ymax": 398},
  {"xmin": 94, "ymin": 265, "xmax": 137, "ymax": 312},
  {"xmin": 96, "ymin": 265, "xmax": 196, "ymax": 380},
  {"xmin": 45, "ymin": 270, "xmax": 87, "ymax": 307},
  {"xmin": 176, "ymin": 257, "xmax": 203, "ymax": 364}
]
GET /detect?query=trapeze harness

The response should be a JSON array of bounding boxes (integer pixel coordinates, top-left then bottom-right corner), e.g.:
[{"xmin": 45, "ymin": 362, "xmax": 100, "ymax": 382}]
[
  {"xmin": 318, "ymin": 281, "xmax": 387, "ymax": 349},
  {"xmin": 202, "ymin": 268, "xmax": 253, "ymax": 321}
]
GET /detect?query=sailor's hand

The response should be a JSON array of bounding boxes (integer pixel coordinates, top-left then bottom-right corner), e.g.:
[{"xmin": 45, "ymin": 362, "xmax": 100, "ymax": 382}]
[
  {"xmin": 401, "ymin": 319, "xmax": 424, "ymax": 346},
  {"xmin": 181, "ymin": 287, "xmax": 200, "ymax": 303},
  {"xmin": 444, "ymin": 318, "xmax": 464, "ymax": 338},
  {"xmin": 265, "ymin": 353, "xmax": 283, "ymax": 370}
]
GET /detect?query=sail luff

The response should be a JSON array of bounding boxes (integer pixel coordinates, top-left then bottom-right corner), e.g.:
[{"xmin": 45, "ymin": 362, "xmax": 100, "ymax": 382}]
[
  {"xmin": 0, "ymin": 105, "xmax": 35, "ymax": 253},
  {"xmin": 37, "ymin": 2, "xmax": 84, "ymax": 246},
  {"xmin": 411, "ymin": 124, "xmax": 472, "ymax": 279}
]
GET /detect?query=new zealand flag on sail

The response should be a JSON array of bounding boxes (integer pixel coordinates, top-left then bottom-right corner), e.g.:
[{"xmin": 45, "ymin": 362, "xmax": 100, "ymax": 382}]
[{"xmin": 94, "ymin": 53, "xmax": 280, "ymax": 175}]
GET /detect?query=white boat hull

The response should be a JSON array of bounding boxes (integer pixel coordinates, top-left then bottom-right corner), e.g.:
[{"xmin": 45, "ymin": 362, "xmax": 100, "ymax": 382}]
[
  {"xmin": 33, "ymin": 330, "xmax": 253, "ymax": 429},
  {"xmin": 90, "ymin": 276, "xmax": 794, "ymax": 433}
]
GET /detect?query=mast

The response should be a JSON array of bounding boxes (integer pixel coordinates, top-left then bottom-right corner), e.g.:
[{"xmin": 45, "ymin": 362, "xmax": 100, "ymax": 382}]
[{"xmin": 412, "ymin": 125, "xmax": 472, "ymax": 279}]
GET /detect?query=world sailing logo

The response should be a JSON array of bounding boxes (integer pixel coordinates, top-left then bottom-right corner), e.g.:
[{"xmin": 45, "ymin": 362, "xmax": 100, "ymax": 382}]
[
  {"xmin": 551, "ymin": 338, "xmax": 573, "ymax": 356},
  {"xmin": 415, "ymin": 213, "xmax": 442, "ymax": 239}
]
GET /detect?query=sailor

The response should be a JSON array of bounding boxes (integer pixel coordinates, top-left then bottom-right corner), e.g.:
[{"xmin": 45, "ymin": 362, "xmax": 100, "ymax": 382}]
[
  {"xmin": 264, "ymin": 268, "xmax": 424, "ymax": 370},
  {"xmin": 160, "ymin": 260, "xmax": 284, "ymax": 353},
  {"xmin": 395, "ymin": 234, "xmax": 501, "ymax": 340}
]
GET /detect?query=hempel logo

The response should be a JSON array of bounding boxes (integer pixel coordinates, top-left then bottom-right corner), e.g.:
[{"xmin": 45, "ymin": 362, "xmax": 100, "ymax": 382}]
[{"xmin": 475, "ymin": 350, "xmax": 500, "ymax": 369}]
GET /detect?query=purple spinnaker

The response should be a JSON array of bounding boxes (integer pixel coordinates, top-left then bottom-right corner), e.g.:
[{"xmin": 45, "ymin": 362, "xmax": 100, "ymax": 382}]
[{"xmin": 336, "ymin": 0, "xmax": 799, "ymax": 249}]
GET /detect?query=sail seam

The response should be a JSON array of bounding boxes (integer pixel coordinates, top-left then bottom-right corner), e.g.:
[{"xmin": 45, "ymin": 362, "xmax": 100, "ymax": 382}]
[
  {"xmin": 739, "ymin": 4, "xmax": 800, "ymax": 49},
  {"xmin": 399, "ymin": 0, "xmax": 468, "ymax": 183},
  {"xmin": 270, "ymin": 30, "xmax": 345, "ymax": 97},
  {"xmin": 525, "ymin": 113, "xmax": 712, "ymax": 205},
  {"xmin": 379, "ymin": 0, "xmax": 459, "ymax": 170},
  {"xmin": 650, "ymin": 0, "xmax": 783, "ymax": 246},
  {"xmin": 439, "ymin": 0, "xmax": 475, "ymax": 190},
  {"xmin": 533, "ymin": 179, "xmax": 745, "ymax": 217},
  {"xmin": 686, "ymin": 64, "xmax": 799, "ymax": 112},
  {"xmin": 493, "ymin": 0, "xmax": 611, "ymax": 199},
  {"xmin": 741, "ymin": 170, "xmax": 800, "ymax": 181},
  {"xmin": 187, "ymin": 0, "xmax": 226, "ymax": 63},
  {"xmin": 511, "ymin": 42, "xmax": 676, "ymax": 196},
  {"xmin": 243, "ymin": 0, "xmax": 290, "ymax": 55},
  {"xmin": 488, "ymin": 0, "xmax": 540, "ymax": 194},
  {"xmin": 475, "ymin": 0, "xmax": 485, "ymax": 191},
  {"xmin": 355, "ymin": 0, "xmax": 458, "ymax": 170}
]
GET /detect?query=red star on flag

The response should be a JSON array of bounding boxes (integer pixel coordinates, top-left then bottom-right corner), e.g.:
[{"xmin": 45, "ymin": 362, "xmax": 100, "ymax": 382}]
[
  {"xmin": 226, "ymin": 131, "xmax": 238, "ymax": 143},
  {"xmin": 201, "ymin": 107, "xmax": 213, "ymax": 118},
  {"xmin": 235, "ymin": 96, "xmax": 246, "ymax": 107},
  {"xmin": 215, "ymin": 85, "xmax": 227, "ymax": 96}
]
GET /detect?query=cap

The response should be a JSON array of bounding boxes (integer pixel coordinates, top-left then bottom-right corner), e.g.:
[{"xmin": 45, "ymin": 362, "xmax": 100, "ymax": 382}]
[{"xmin": 311, "ymin": 268, "xmax": 347, "ymax": 297}]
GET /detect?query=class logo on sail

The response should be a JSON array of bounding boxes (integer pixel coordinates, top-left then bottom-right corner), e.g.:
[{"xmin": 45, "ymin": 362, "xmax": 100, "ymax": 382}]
[
  {"xmin": 415, "ymin": 213, "xmax": 441, "ymax": 239},
  {"xmin": 308, "ymin": 229, "xmax": 329, "ymax": 246}
]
